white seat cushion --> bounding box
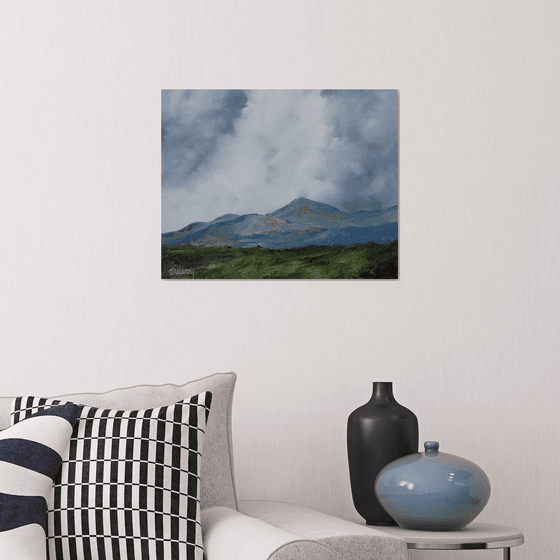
[238,501,408,560]
[202,507,338,560]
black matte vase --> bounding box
[347,382,419,525]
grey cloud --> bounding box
[161,90,248,188]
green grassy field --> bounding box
[162,241,397,279]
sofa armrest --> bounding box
[201,506,338,560]
[238,500,408,560]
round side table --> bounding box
[372,522,524,559]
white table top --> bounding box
[371,522,524,550]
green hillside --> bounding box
[162,241,397,279]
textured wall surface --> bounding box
[1,2,558,559]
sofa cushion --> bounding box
[12,392,212,560]
[202,507,339,560]
[238,501,408,560]
[0,404,80,559]
[0,372,237,511]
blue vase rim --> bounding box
[424,441,439,452]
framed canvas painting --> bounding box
[161,90,398,279]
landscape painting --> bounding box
[161,90,398,279]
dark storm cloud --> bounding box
[162,90,397,232]
[319,89,398,212]
[161,89,248,187]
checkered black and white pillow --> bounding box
[11,392,212,560]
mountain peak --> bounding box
[163,196,398,248]
[268,197,345,218]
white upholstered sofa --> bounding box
[0,372,407,559]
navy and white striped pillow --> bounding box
[12,392,212,560]
[0,404,81,559]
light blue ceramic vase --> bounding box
[374,441,491,531]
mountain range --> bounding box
[162,197,398,249]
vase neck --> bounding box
[370,382,395,403]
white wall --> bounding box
[1,2,558,559]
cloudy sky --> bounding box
[162,90,398,233]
